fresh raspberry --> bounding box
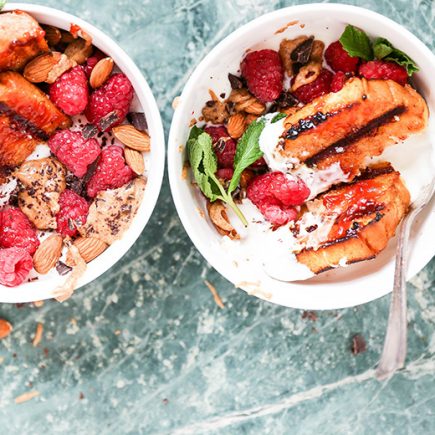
[331,71,347,92]
[49,66,89,116]
[0,247,33,287]
[0,208,39,255]
[56,190,89,237]
[204,126,236,169]
[48,130,101,177]
[216,168,234,180]
[359,60,408,86]
[247,172,310,226]
[83,51,105,77]
[85,73,134,131]
[241,49,283,102]
[293,69,333,104]
[325,41,359,73]
[86,146,134,198]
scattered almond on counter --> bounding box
[204,280,224,309]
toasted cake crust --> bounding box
[295,164,410,274]
[0,72,71,168]
[0,11,49,71]
[282,78,428,178]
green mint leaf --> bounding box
[339,24,373,60]
[373,37,394,59]
[373,37,419,75]
[228,118,266,194]
[271,113,287,123]
[187,130,223,202]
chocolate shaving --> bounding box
[82,123,98,139]
[56,261,72,276]
[269,91,299,112]
[228,73,244,90]
[127,112,148,132]
[291,36,314,65]
[97,111,119,131]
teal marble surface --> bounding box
[0,0,434,433]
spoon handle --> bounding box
[375,210,414,380]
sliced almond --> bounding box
[0,319,12,339]
[65,38,92,64]
[23,52,62,83]
[90,57,114,89]
[124,147,145,175]
[73,237,108,263]
[207,201,239,240]
[33,235,63,274]
[112,125,150,152]
[42,25,62,46]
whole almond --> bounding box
[227,113,246,139]
[0,319,12,339]
[42,25,62,46]
[124,147,145,175]
[73,237,108,263]
[33,235,63,274]
[90,57,114,89]
[112,125,150,152]
[23,52,61,83]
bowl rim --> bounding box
[0,3,165,303]
[168,3,435,310]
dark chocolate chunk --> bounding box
[82,123,98,139]
[98,111,119,131]
[127,112,148,132]
[228,73,244,90]
[291,36,314,65]
[56,261,72,276]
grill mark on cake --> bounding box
[305,105,406,167]
[0,102,48,141]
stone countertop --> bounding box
[1,0,434,433]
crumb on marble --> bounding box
[351,334,367,355]
[204,280,224,309]
[33,300,44,308]
[15,390,40,404]
[302,311,318,322]
[32,323,44,347]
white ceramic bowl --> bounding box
[0,3,165,303]
[168,4,435,310]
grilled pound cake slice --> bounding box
[282,78,427,178]
[0,10,49,71]
[0,72,71,167]
[294,163,410,274]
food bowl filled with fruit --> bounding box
[0,4,165,302]
[169,4,435,309]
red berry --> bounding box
[49,66,89,116]
[325,41,359,73]
[0,247,33,287]
[85,73,134,131]
[86,146,134,198]
[83,51,105,77]
[216,168,234,180]
[247,172,310,226]
[241,49,283,102]
[359,60,408,86]
[0,208,39,255]
[48,130,101,178]
[331,71,347,92]
[204,126,236,169]
[56,190,89,237]
[293,69,333,104]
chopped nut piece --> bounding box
[227,89,265,115]
[227,113,246,139]
[202,100,229,124]
[32,323,43,347]
[207,201,239,240]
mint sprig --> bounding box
[339,24,373,60]
[228,119,266,194]
[373,37,419,75]
[339,25,419,77]
[187,119,267,227]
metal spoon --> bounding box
[376,179,435,381]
